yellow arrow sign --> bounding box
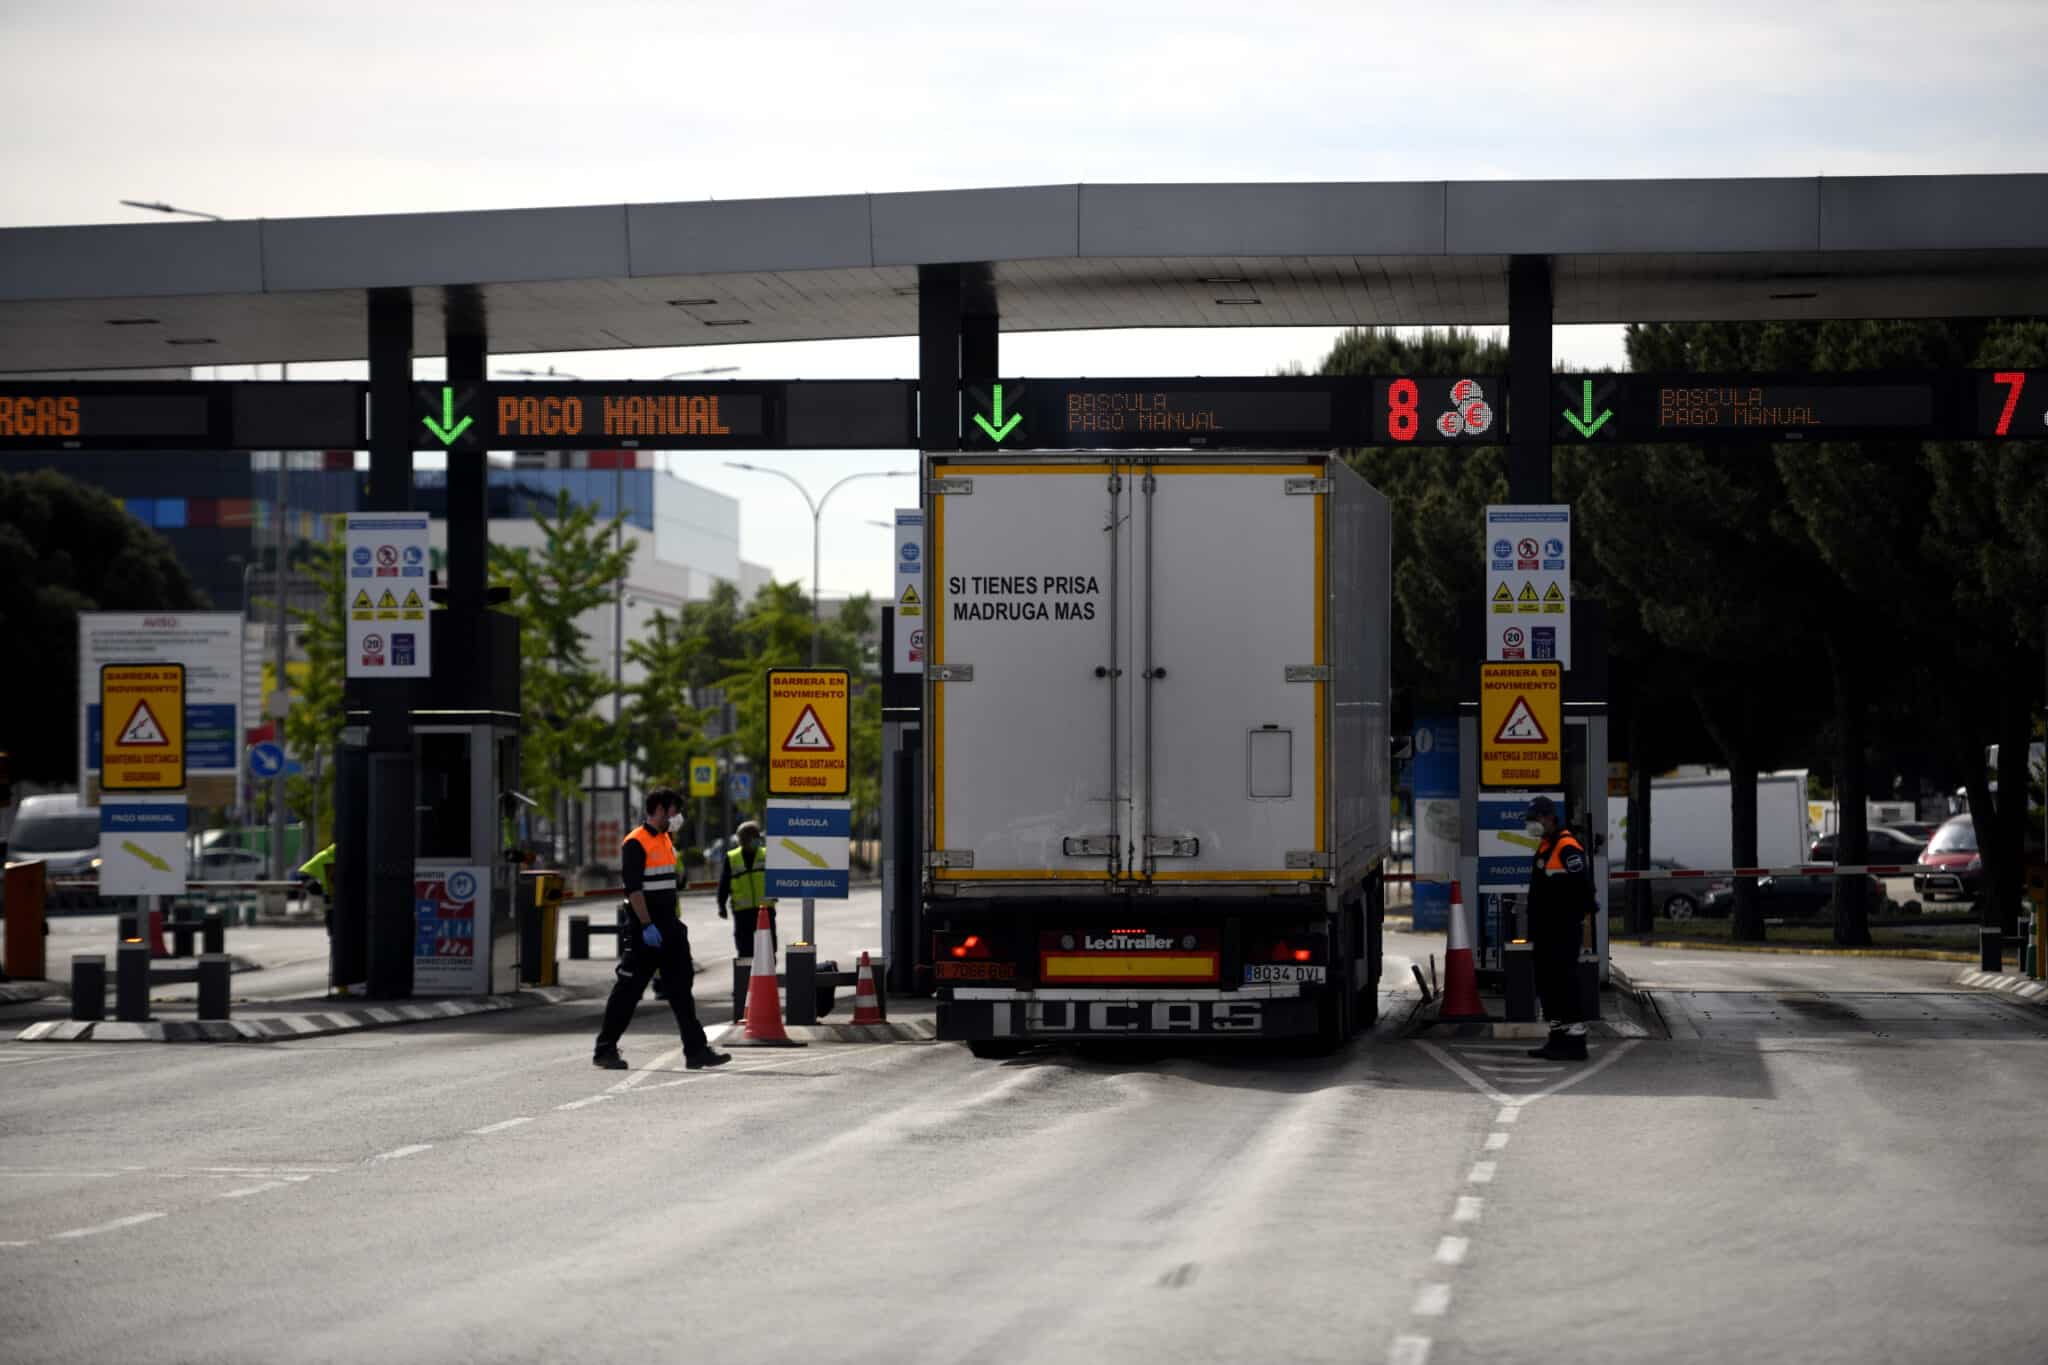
[121,839,172,872]
[777,837,829,869]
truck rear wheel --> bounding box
[967,1039,1026,1060]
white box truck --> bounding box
[1607,771,1811,871]
[922,452,1393,1054]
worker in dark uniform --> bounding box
[593,788,729,1072]
[717,820,775,960]
[1523,796,1597,1061]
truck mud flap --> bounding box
[939,996,1318,1041]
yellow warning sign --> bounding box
[1516,581,1540,615]
[378,589,399,608]
[1480,662,1561,787]
[899,584,922,617]
[767,668,849,796]
[351,588,374,621]
[1491,583,1513,614]
[403,589,425,609]
[1543,582,1566,615]
[100,663,186,792]
[352,589,373,609]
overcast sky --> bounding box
[4,0,2044,597]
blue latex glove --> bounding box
[640,922,663,950]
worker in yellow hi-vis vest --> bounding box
[717,820,777,960]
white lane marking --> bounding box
[1483,1132,1509,1151]
[1467,1161,1496,1184]
[1495,1107,1520,1124]
[0,1170,122,1179]
[53,1211,166,1239]
[221,1181,290,1198]
[1417,1039,1640,1107]
[606,1047,682,1094]
[634,1043,892,1091]
[469,1117,535,1135]
[556,1095,611,1111]
[1434,1235,1469,1267]
[1388,1333,1433,1364]
[1472,1063,1563,1074]
[1411,1282,1452,1317]
[1452,1196,1484,1223]
[371,1144,433,1162]
[0,1240,35,1248]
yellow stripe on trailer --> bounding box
[1041,954,1217,980]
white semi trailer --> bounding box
[920,452,1394,1054]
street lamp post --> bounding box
[721,465,910,949]
[722,465,911,665]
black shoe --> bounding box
[593,1048,628,1070]
[1553,1033,1589,1061]
[1528,1031,1566,1059]
[685,1050,731,1070]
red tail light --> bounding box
[1293,948,1313,962]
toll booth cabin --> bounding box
[334,609,521,996]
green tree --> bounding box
[0,471,205,784]
[490,492,635,852]
[279,518,349,845]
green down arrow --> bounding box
[1561,379,1613,438]
[421,386,475,447]
[972,384,1023,443]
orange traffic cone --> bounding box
[848,951,884,1025]
[1439,880,1488,1021]
[732,920,805,1048]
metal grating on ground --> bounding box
[1650,991,2048,1041]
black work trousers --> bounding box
[1531,910,1586,1028]
[730,904,777,961]
[595,916,710,1056]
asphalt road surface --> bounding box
[4,894,2046,1364]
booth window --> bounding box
[417,732,473,860]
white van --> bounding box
[8,792,102,908]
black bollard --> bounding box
[197,954,231,1020]
[202,909,225,957]
[1503,940,1537,1022]
[172,915,194,959]
[117,910,140,944]
[115,942,150,1022]
[569,914,590,960]
[71,954,106,1022]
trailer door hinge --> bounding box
[1285,478,1332,496]
[1285,665,1330,683]
[928,477,974,496]
[928,663,974,682]
[929,850,975,870]
[1062,836,1115,858]
[1145,835,1200,858]
[1286,850,1333,870]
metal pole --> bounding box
[269,364,289,883]
[811,505,822,667]
[614,458,626,797]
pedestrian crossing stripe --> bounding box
[1492,696,1548,744]
[117,700,170,746]
[402,589,425,609]
[781,705,834,751]
[377,589,400,608]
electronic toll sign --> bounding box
[1979,370,2048,438]
[1550,374,1950,444]
[959,376,1504,450]
[412,381,914,451]
[0,381,363,450]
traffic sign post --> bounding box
[766,668,850,947]
[100,664,186,793]
[247,741,286,780]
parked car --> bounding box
[1608,858,1731,921]
[1883,821,1941,844]
[1702,873,1887,919]
[1808,827,1928,864]
[1913,814,1983,902]
[8,793,101,908]
[190,847,270,882]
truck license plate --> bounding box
[1244,964,1325,984]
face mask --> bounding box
[1525,821,1546,839]
[667,812,684,835]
